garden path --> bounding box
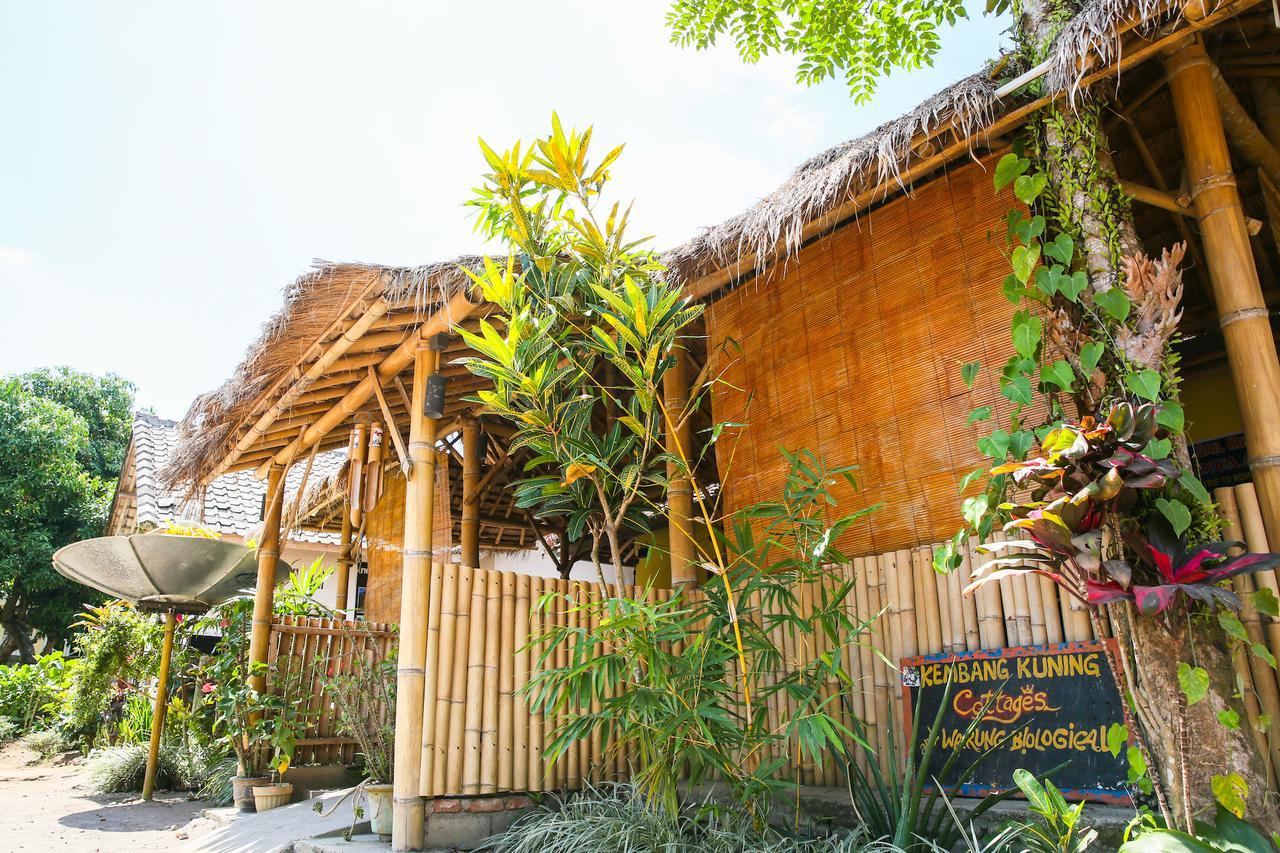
[0,741,207,851]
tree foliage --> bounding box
[0,368,136,659]
[666,0,968,103]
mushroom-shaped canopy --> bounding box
[53,534,291,614]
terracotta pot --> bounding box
[231,776,269,812]
[366,783,393,839]
[251,782,293,812]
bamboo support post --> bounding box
[1166,40,1280,547]
[663,347,696,585]
[248,464,287,697]
[461,418,481,569]
[335,507,354,615]
[142,609,177,802]
[392,346,438,851]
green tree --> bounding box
[461,115,702,589]
[667,0,969,103]
[0,369,136,660]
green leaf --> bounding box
[1011,244,1041,285]
[1212,772,1249,819]
[977,428,1011,460]
[1218,708,1241,730]
[994,153,1030,191]
[1157,498,1192,537]
[1043,233,1074,265]
[1125,369,1162,402]
[1177,662,1209,706]
[1079,340,1104,373]
[966,406,992,425]
[1002,374,1032,406]
[961,361,981,388]
[1009,429,1036,460]
[1253,642,1277,669]
[1106,722,1127,757]
[1013,173,1048,204]
[1095,287,1131,322]
[1219,611,1248,643]
[1253,588,1280,619]
[962,494,989,528]
[1126,745,1146,779]
[1143,437,1171,459]
[959,467,986,492]
[1041,360,1075,392]
[1180,470,1212,507]
[1059,270,1088,302]
[1002,274,1024,303]
[1011,310,1041,358]
[1258,713,1272,732]
[1157,402,1185,433]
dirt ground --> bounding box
[0,741,209,851]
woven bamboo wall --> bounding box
[266,615,395,766]
[705,153,1041,555]
[364,453,452,624]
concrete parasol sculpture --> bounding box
[53,530,290,800]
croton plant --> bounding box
[967,402,1280,617]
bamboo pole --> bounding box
[956,545,981,651]
[431,564,459,795]
[945,557,965,653]
[418,561,444,796]
[1218,487,1280,784]
[1039,575,1065,646]
[1024,565,1048,646]
[912,547,942,654]
[1236,484,1280,668]
[448,566,476,794]
[528,576,545,791]
[392,347,438,851]
[1166,40,1280,547]
[349,421,369,529]
[663,347,696,585]
[248,464,286,697]
[142,610,176,801]
[895,549,918,659]
[513,573,530,791]
[971,537,1006,649]
[479,570,501,793]
[461,418,481,570]
[498,572,516,792]
[865,555,890,774]
[335,506,354,615]
[934,561,954,654]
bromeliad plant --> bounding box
[459,115,703,589]
[966,401,1280,619]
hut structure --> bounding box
[164,0,1280,847]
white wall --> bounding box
[482,548,631,585]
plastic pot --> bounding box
[251,781,293,812]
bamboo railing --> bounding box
[266,615,396,766]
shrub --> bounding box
[0,652,71,733]
[23,727,74,760]
[0,717,19,742]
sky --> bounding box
[0,2,1010,419]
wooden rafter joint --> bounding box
[1121,179,1264,234]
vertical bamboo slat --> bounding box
[480,570,501,793]
[498,571,516,792]
[419,563,444,795]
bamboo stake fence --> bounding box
[273,486,1280,793]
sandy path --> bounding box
[0,741,209,852]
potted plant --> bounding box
[319,625,396,838]
[250,724,300,813]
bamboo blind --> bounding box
[704,153,1046,555]
[364,453,452,624]
[265,614,396,766]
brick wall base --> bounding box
[424,794,535,850]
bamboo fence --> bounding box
[265,615,396,765]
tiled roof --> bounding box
[117,412,343,546]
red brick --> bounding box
[431,798,462,813]
[466,797,505,813]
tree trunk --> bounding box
[1016,0,1275,829]
[1113,609,1278,832]
[0,593,35,664]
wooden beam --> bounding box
[393,346,437,851]
[1166,39,1280,547]
[255,291,483,479]
[460,417,481,568]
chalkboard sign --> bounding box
[900,642,1129,802]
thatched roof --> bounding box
[163,258,483,488]
[660,0,1219,291]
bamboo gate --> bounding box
[265,615,396,766]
